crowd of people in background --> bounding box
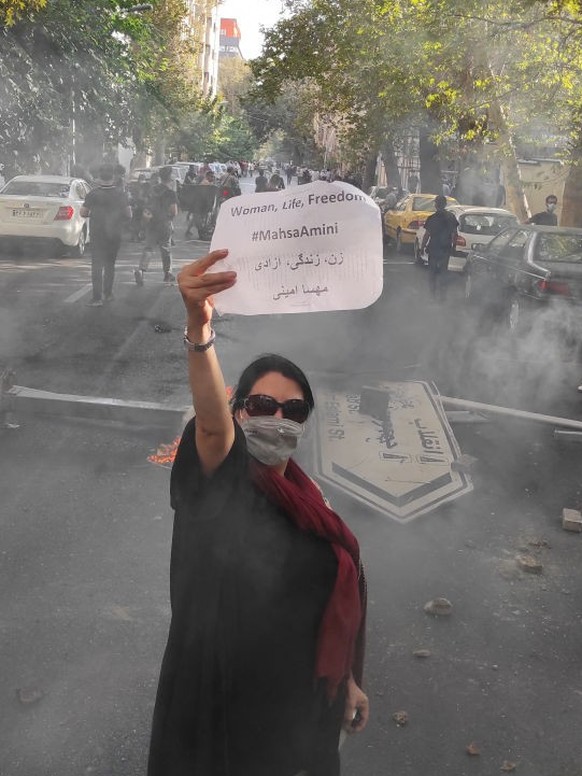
[75,155,374,306]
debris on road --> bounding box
[413,648,432,658]
[516,554,543,574]
[451,453,479,474]
[392,710,409,726]
[16,686,44,705]
[424,597,453,616]
[562,508,582,533]
[466,741,480,756]
[500,761,517,772]
[153,323,172,334]
[526,536,551,549]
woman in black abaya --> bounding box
[148,249,368,776]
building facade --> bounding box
[219,18,243,60]
[184,0,222,98]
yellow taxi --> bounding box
[384,193,458,252]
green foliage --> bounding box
[243,80,322,165]
[250,0,582,175]
[0,0,46,27]
[170,108,257,162]
[0,0,144,174]
[0,0,259,176]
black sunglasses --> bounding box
[242,394,310,424]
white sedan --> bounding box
[414,205,519,272]
[0,175,92,256]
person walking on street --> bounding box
[528,194,559,226]
[135,166,178,286]
[184,164,198,186]
[147,249,368,776]
[420,194,459,301]
[80,163,131,306]
[219,166,241,199]
[255,168,268,193]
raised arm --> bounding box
[178,249,238,476]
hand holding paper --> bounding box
[209,181,383,315]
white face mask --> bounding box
[547,202,557,212]
[240,416,305,466]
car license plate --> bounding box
[12,208,42,219]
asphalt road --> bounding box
[1,202,582,776]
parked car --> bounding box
[130,165,185,190]
[415,206,519,271]
[0,175,91,256]
[384,193,458,253]
[465,225,582,332]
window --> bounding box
[460,212,518,236]
[412,196,437,211]
[535,233,582,263]
[504,229,529,260]
[485,229,516,255]
[1,180,71,198]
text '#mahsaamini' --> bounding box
[251,223,339,242]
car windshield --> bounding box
[1,180,71,197]
[412,196,437,211]
[460,213,518,235]
[534,233,582,263]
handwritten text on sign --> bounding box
[209,181,383,315]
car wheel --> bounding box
[395,230,402,254]
[71,228,86,258]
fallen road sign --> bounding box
[315,382,473,523]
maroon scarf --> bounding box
[250,457,366,700]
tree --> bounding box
[249,0,582,218]
[243,80,324,166]
[218,58,253,118]
[0,0,225,176]
[0,0,46,27]
[0,0,153,175]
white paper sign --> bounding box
[209,181,383,315]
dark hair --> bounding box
[159,165,173,182]
[434,194,447,209]
[545,194,557,204]
[98,164,115,182]
[231,354,315,415]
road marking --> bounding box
[64,283,92,303]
